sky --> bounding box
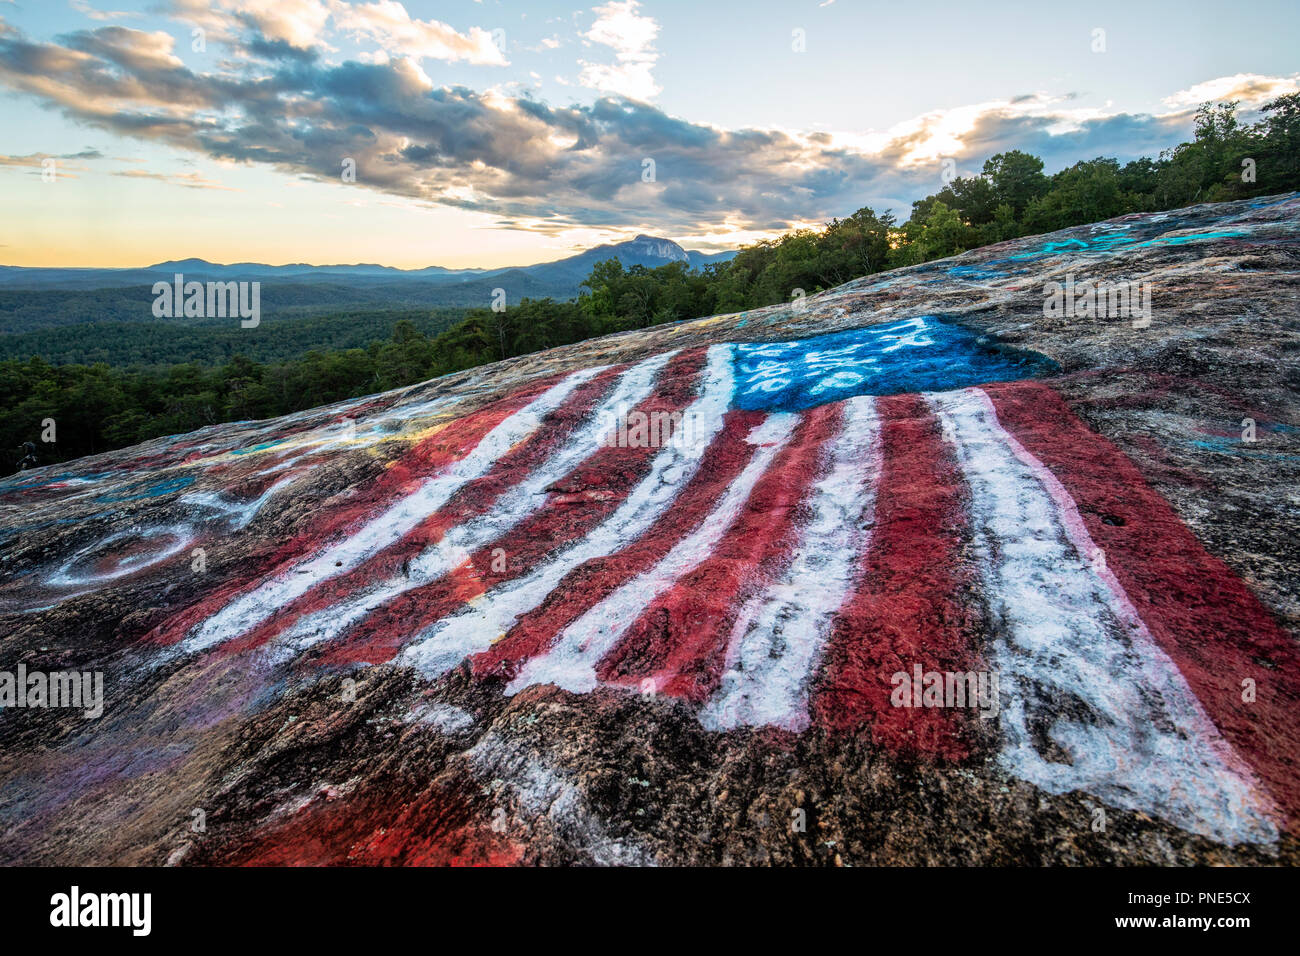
[0,0,1297,269]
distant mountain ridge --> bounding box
[0,235,737,292]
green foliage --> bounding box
[0,308,467,366]
[1256,94,1300,193]
[981,150,1051,217]
[1022,158,1126,233]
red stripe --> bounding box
[311,349,711,668]
[218,364,626,656]
[143,373,567,649]
[983,380,1300,827]
[468,408,771,682]
[809,392,987,760]
[224,780,521,866]
[595,404,843,701]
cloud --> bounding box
[1162,72,1300,110]
[577,1,660,101]
[0,150,95,166]
[166,0,503,64]
[0,16,1283,239]
[329,0,507,66]
[0,150,98,178]
[70,0,140,21]
[112,167,237,189]
[167,0,333,51]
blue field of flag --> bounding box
[730,316,1057,412]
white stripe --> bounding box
[398,344,737,679]
[177,367,604,655]
[271,351,677,656]
[929,386,1277,845]
[507,411,799,696]
[701,396,882,732]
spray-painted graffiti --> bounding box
[53,329,1278,847]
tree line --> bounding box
[4,95,1298,472]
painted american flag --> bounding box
[118,315,1299,848]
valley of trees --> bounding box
[4,96,1298,473]
[0,308,468,367]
